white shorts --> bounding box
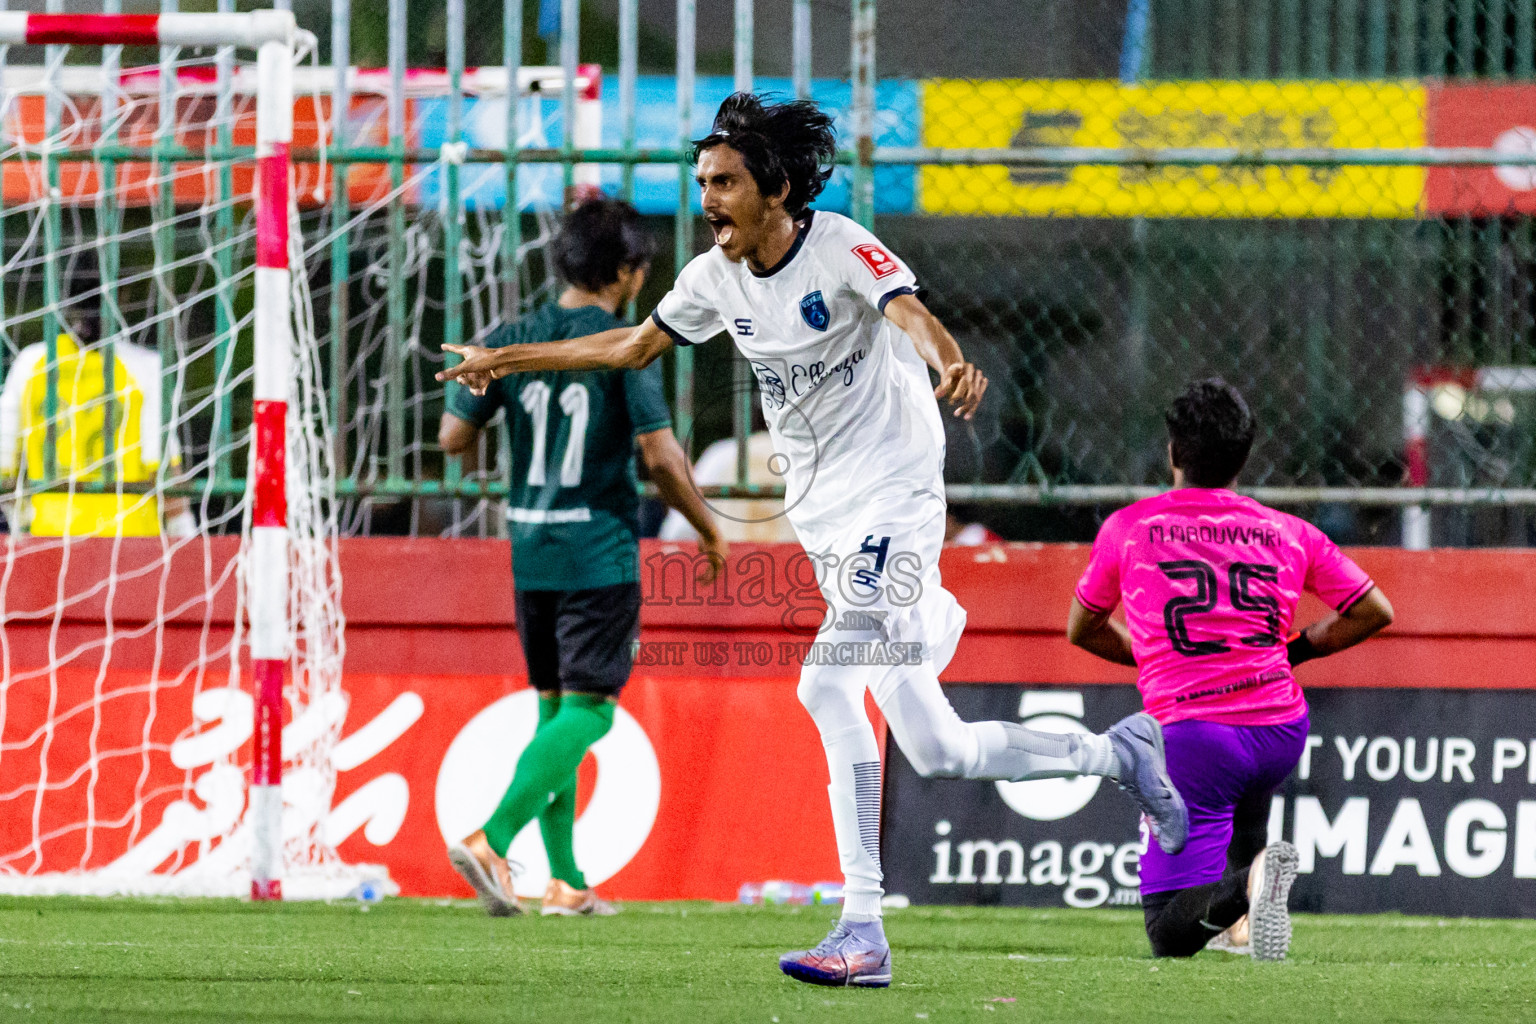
[790,487,966,675]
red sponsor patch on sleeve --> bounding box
[852,243,899,280]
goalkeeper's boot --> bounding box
[447,830,523,917]
[1249,842,1298,962]
[779,919,892,988]
[1106,712,1188,855]
[541,878,618,917]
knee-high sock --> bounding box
[483,693,614,858]
[872,662,1118,781]
[532,693,587,889]
[798,663,885,922]
[540,781,584,889]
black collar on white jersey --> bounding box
[749,210,815,279]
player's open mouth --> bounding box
[707,216,734,246]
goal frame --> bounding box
[0,10,297,900]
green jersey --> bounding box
[446,303,672,591]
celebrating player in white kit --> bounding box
[438,93,1187,987]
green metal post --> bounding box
[1219,0,1241,77]
[155,0,177,497]
[1158,0,1184,76]
[620,0,638,325]
[1307,0,1330,76]
[1517,0,1534,78]
[1397,0,1418,74]
[1188,0,1212,78]
[1247,0,1272,77]
[386,0,406,484]
[560,0,579,200]
[41,34,60,485]
[1299,0,1326,480]
[793,0,812,99]
[1278,0,1302,76]
[1455,0,1476,76]
[1337,0,1359,75]
[619,0,638,202]
[444,0,466,498]
[331,0,352,479]
[733,0,753,490]
[501,0,524,525]
[95,0,120,489]
[212,0,236,487]
[674,0,695,454]
[1490,0,1509,79]
[1365,0,1387,76]
[850,0,875,229]
[1486,220,1507,362]
[1426,0,1447,75]
[503,0,523,318]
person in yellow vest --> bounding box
[0,308,192,537]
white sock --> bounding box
[875,664,1122,782]
[798,664,885,922]
[1075,732,1119,777]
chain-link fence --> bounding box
[884,1,1536,546]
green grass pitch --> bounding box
[1,897,1532,1023]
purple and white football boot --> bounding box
[779,919,892,988]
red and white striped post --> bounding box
[0,10,293,48]
[249,29,295,902]
[0,10,296,900]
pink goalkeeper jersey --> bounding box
[1074,488,1374,726]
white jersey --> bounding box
[653,211,945,536]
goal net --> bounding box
[0,11,357,899]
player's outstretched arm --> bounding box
[636,428,729,584]
[437,319,673,396]
[882,293,988,421]
[1066,597,1138,667]
[1287,586,1394,667]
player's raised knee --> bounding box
[901,735,970,779]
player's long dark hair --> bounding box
[1165,378,1255,487]
[691,93,837,216]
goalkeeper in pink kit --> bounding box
[1067,379,1394,961]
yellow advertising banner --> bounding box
[920,80,1426,218]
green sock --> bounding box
[536,690,586,889]
[536,690,561,729]
[482,693,614,858]
[540,781,586,890]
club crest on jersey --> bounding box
[750,360,787,409]
[852,243,898,280]
[799,291,830,332]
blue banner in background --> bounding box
[414,76,920,215]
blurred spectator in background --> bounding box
[658,430,799,543]
[945,509,1002,545]
[0,303,192,537]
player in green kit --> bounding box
[439,199,726,916]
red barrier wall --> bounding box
[4,538,1534,899]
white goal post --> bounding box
[0,10,298,901]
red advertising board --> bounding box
[1425,83,1536,215]
[2,538,1534,901]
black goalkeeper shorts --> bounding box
[514,582,641,697]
